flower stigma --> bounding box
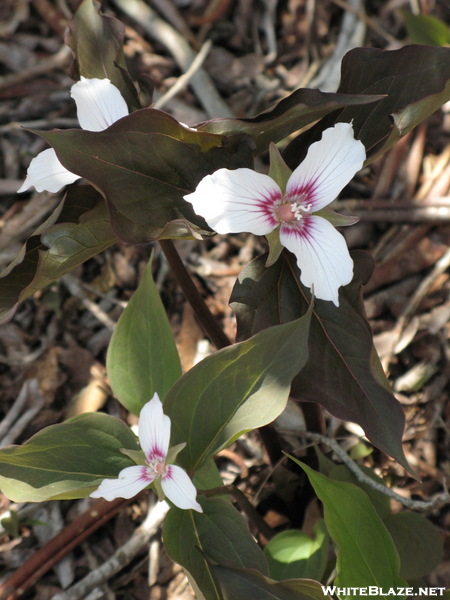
[277,192,312,223]
[150,457,166,476]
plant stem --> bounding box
[159,239,231,350]
[200,485,275,540]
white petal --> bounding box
[184,168,280,235]
[286,122,365,212]
[89,465,153,501]
[280,216,353,306]
[161,465,203,512]
[71,77,129,132]
[138,393,171,461]
[17,148,80,193]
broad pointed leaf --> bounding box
[328,465,391,520]
[0,186,117,324]
[107,255,182,415]
[163,497,268,600]
[197,89,381,156]
[291,459,407,596]
[66,0,139,111]
[383,512,443,580]
[163,311,311,472]
[400,11,450,47]
[0,413,138,502]
[230,251,410,473]
[210,563,328,600]
[283,45,450,167]
[35,110,254,243]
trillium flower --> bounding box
[18,77,129,194]
[185,122,366,306]
[90,393,202,513]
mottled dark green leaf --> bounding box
[36,110,254,243]
[107,255,182,415]
[197,88,381,156]
[163,497,268,600]
[230,251,410,473]
[66,0,140,111]
[163,312,311,472]
[292,460,406,593]
[0,413,137,502]
[283,45,450,168]
[0,186,117,324]
[383,512,443,580]
[211,563,327,600]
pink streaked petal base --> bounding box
[185,168,280,236]
[280,215,353,306]
[161,465,203,512]
[90,465,155,501]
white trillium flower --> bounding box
[90,393,203,513]
[185,122,366,306]
[18,77,129,194]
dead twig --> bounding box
[61,274,117,332]
[154,39,212,110]
[296,432,450,512]
[111,0,233,118]
[0,379,34,442]
[330,0,398,44]
[51,500,170,600]
[335,197,450,222]
[0,46,71,92]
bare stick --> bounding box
[0,46,71,91]
[296,431,450,512]
[62,274,116,331]
[111,0,233,118]
[154,39,212,110]
[51,501,170,600]
[0,380,34,441]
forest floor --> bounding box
[1,0,450,598]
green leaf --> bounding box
[291,459,407,595]
[0,186,117,325]
[193,460,231,502]
[66,0,139,111]
[210,563,328,600]
[264,521,329,582]
[107,255,182,415]
[328,465,391,520]
[35,110,254,244]
[0,413,138,502]
[283,45,450,168]
[163,497,268,600]
[383,512,443,580]
[400,11,450,47]
[230,251,410,473]
[198,88,381,157]
[163,311,312,472]
[314,446,335,477]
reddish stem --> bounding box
[159,239,231,350]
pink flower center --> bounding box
[277,193,312,223]
[147,456,167,477]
